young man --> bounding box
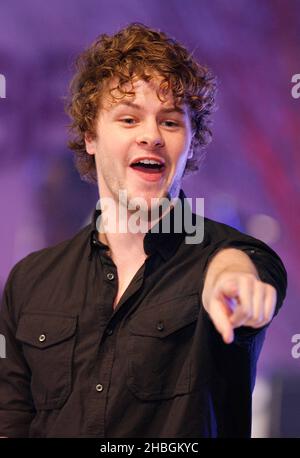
[0,23,287,438]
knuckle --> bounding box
[264,311,273,323]
[264,283,276,296]
[241,308,252,320]
[255,280,265,291]
[252,312,263,323]
[260,319,269,327]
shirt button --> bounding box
[38,334,46,342]
[96,384,103,392]
[106,328,113,336]
[107,272,115,280]
[157,321,164,331]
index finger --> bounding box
[208,297,234,344]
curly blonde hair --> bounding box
[66,23,217,184]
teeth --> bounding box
[135,159,162,165]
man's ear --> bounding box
[187,134,195,159]
[84,132,96,156]
[187,147,193,160]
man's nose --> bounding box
[136,122,165,149]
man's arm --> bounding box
[0,265,35,437]
[202,248,278,344]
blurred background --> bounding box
[0,0,299,437]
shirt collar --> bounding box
[89,189,196,262]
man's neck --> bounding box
[97,196,175,262]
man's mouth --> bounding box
[129,158,166,181]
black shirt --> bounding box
[0,190,287,438]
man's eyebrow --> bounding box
[111,100,186,115]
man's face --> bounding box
[85,75,193,211]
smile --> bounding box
[129,162,166,182]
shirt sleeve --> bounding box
[0,264,36,437]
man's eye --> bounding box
[120,118,136,124]
[162,120,179,128]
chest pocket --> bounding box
[127,294,199,401]
[16,312,77,410]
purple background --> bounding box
[0,0,299,411]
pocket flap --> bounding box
[16,312,77,349]
[129,294,199,338]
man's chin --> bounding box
[129,195,174,224]
[132,192,171,208]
